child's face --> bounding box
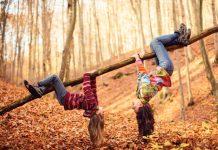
[96,106,104,116]
[132,99,143,113]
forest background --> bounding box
[0,0,217,84]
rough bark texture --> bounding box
[0,25,218,115]
[59,0,77,81]
[212,0,218,64]
[42,0,53,77]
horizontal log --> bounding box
[1,25,218,115]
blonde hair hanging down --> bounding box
[88,113,104,146]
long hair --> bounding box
[136,103,154,139]
[88,113,104,146]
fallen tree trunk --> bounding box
[1,25,218,115]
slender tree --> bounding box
[156,0,162,35]
[180,0,193,106]
[0,0,11,78]
[174,0,185,121]
[130,0,145,48]
[88,4,93,69]
[186,0,194,60]
[59,0,77,81]
[146,0,153,39]
[212,0,218,64]
[65,0,73,80]
[199,0,218,123]
[92,0,103,66]
[28,1,34,82]
[34,0,39,80]
[42,0,54,77]
[78,0,86,71]
[107,0,114,58]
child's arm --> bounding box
[91,78,98,100]
[83,73,98,109]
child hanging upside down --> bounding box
[24,73,104,146]
[132,23,191,140]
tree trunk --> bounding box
[175,49,185,121]
[190,0,199,35]
[198,1,216,93]
[212,0,218,64]
[28,1,33,82]
[138,0,146,46]
[0,0,11,78]
[1,26,218,115]
[180,0,193,107]
[199,0,218,123]
[78,0,86,71]
[42,0,53,77]
[114,1,123,57]
[156,0,162,35]
[107,0,114,59]
[88,5,92,69]
[59,0,77,81]
[174,0,185,121]
[185,0,194,60]
[185,47,194,106]
[65,0,73,81]
[34,0,39,80]
[130,0,145,49]
[146,0,153,40]
[93,0,103,66]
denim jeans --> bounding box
[150,33,179,76]
[38,74,67,105]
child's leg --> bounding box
[153,33,179,46]
[150,34,177,75]
[38,74,67,105]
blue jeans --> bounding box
[150,33,179,76]
[38,74,67,105]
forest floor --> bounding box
[1,35,218,149]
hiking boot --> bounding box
[175,23,187,36]
[178,28,191,46]
[24,80,43,98]
[185,28,191,40]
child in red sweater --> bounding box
[24,73,104,146]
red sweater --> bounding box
[63,73,98,115]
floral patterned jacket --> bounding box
[136,59,171,104]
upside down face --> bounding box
[132,98,143,113]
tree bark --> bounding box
[130,0,145,48]
[175,46,185,121]
[156,0,162,35]
[59,0,77,81]
[198,1,216,93]
[107,0,114,59]
[146,0,153,40]
[78,0,86,71]
[199,0,218,123]
[1,26,218,115]
[93,0,103,66]
[185,0,194,60]
[0,0,11,78]
[28,1,34,82]
[65,0,73,81]
[180,0,193,107]
[42,0,54,77]
[212,0,218,64]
